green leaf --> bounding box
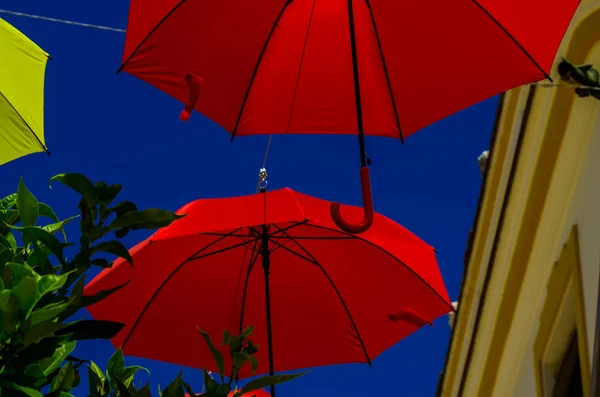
[131,383,152,397]
[241,326,254,339]
[50,361,75,392]
[182,381,196,397]
[0,233,16,250]
[37,273,70,298]
[24,321,63,346]
[27,244,53,274]
[120,365,150,387]
[49,173,95,199]
[39,340,76,376]
[90,258,111,268]
[38,202,60,221]
[90,225,110,241]
[107,347,126,380]
[114,228,130,239]
[2,208,20,226]
[246,339,258,356]
[109,209,185,230]
[87,362,106,397]
[0,193,17,209]
[12,275,38,314]
[31,301,71,325]
[0,291,20,332]
[0,380,43,397]
[89,361,106,383]
[43,216,78,237]
[17,177,39,227]
[232,352,248,369]
[115,380,133,397]
[239,373,308,396]
[203,369,218,393]
[11,225,65,264]
[161,371,184,397]
[94,183,122,206]
[0,247,13,267]
[91,241,133,266]
[198,328,225,380]
[72,274,85,299]
[112,201,137,217]
[24,363,46,382]
[57,320,125,341]
[59,282,129,321]
[7,261,36,283]
[247,355,259,375]
[216,384,231,396]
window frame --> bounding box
[533,225,590,397]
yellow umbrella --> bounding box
[0,17,50,165]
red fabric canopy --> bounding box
[85,188,452,377]
[120,0,578,138]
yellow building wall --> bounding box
[440,1,600,396]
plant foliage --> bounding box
[0,174,183,396]
[100,327,306,397]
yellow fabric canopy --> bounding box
[0,17,50,165]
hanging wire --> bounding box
[3,9,600,96]
[0,9,126,32]
[255,135,273,193]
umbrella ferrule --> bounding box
[258,167,268,192]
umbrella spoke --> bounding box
[189,237,259,262]
[122,229,257,349]
[267,238,316,265]
[273,225,372,365]
[231,232,262,334]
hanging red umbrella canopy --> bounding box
[118,0,578,233]
[85,188,452,391]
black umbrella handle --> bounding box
[330,167,374,234]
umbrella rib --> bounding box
[231,0,295,139]
[230,231,261,333]
[0,90,50,155]
[188,237,260,262]
[116,0,189,74]
[263,220,311,252]
[237,234,262,334]
[304,223,456,312]
[121,228,254,350]
[200,232,256,238]
[272,225,373,365]
[268,238,315,265]
[285,0,317,133]
[471,0,552,82]
[364,0,404,143]
[271,235,356,240]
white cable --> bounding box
[0,9,125,32]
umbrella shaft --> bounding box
[347,0,367,168]
[261,227,276,397]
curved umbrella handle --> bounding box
[179,73,202,121]
[330,166,374,234]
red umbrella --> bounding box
[85,188,452,394]
[117,0,578,233]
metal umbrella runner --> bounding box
[84,185,453,396]
[116,0,579,233]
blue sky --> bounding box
[0,2,497,395]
